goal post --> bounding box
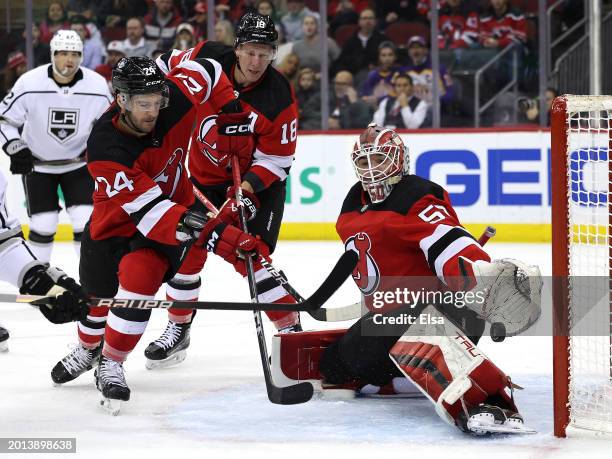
[551,94,612,438]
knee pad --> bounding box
[66,205,92,233]
[29,211,59,237]
[117,249,169,296]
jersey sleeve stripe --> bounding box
[251,148,294,181]
[135,200,177,238]
[432,236,479,282]
[121,185,163,215]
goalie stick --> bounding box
[309,226,498,322]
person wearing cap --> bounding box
[172,22,196,51]
[189,1,208,41]
[122,16,156,58]
[94,41,126,86]
[1,52,28,99]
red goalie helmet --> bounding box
[351,124,410,203]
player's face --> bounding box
[236,43,275,84]
[122,93,164,133]
[53,51,81,77]
[356,152,395,181]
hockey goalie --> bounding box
[272,124,542,435]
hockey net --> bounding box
[552,95,612,437]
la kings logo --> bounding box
[345,232,380,296]
[48,108,79,143]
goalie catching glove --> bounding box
[21,264,89,324]
[458,257,542,336]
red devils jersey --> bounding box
[336,175,490,298]
[438,3,479,49]
[157,41,298,192]
[479,6,527,48]
[87,58,236,244]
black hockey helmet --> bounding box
[112,56,168,96]
[234,12,278,48]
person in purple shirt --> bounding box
[360,41,402,108]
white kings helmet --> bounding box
[50,30,83,75]
[351,123,410,203]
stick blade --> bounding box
[268,381,314,405]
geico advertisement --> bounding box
[0,131,552,225]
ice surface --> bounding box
[1,242,610,458]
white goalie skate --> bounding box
[464,404,537,435]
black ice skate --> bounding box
[460,403,536,435]
[0,325,9,352]
[95,356,130,416]
[144,321,191,370]
[51,343,102,384]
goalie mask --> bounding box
[50,30,83,78]
[352,124,410,203]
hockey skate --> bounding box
[0,325,9,352]
[95,356,130,416]
[460,404,536,435]
[51,343,102,384]
[144,321,191,370]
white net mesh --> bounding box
[565,95,612,434]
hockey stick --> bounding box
[230,155,314,405]
[0,251,356,311]
[310,226,498,322]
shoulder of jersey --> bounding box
[80,67,111,89]
[341,175,446,216]
[193,41,235,66]
[241,66,295,121]
[15,64,52,88]
[87,107,138,167]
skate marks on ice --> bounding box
[164,375,554,445]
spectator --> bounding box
[215,0,258,23]
[332,9,389,86]
[522,87,558,126]
[144,0,184,50]
[295,67,318,110]
[214,20,236,47]
[291,15,340,75]
[172,23,197,50]
[39,2,70,43]
[257,0,282,24]
[479,0,527,49]
[328,0,360,35]
[71,15,104,69]
[94,41,126,87]
[1,51,28,99]
[301,70,372,130]
[123,17,156,57]
[274,25,294,65]
[66,0,111,28]
[438,0,480,49]
[401,36,455,106]
[105,0,149,28]
[188,1,208,41]
[276,53,300,86]
[372,73,428,129]
[360,41,401,107]
[375,0,419,29]
[18,23,51,67]
[281,0,320,42]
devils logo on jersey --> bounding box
[345,232,380,296]
[152,147,184,198]
[196,115,219,165]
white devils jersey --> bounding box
[0,64,112,174]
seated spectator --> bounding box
[360,41,402,107]
[71,15,104,69]
[39,2,69,43]
[66,0,110,28]
[292,15,340,75]
[332,8,389,87]
[375,0,419,29]
[18,23,51,67]
[94,40,126,87]
[522,87,558,126]
[276,53,300,86]
[214,19,235,47]
[257,0,282,24]
[328,0,364,35]
[400,36,455,106]
[105,0,149,28]
[281,0,320,42]
[295,67,319,109]
[372,73,428,129]
[173,23,197,50]
[301,70,372,130]
[479,0,527,49]
[144,0,183,50]
[1,51,28,99]
[438,0,480,49]
[188,1,208,41]
[123,17,156,57]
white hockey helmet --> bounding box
[50,30,83,74]
[351,123,410,203]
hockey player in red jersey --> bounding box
[144,12,302,369]
[274,124,541,434]
[50,56,266,414]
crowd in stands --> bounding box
[2,0,585,128]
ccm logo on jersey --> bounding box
[48,108,79,143]
[345,232,380,296]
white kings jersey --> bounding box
[0,64,112,174]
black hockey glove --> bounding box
[4,140,34,175]
[22,264,89,324]
[176,209,209,242]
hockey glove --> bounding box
[21,264,89,324]
[216,186,260,225]
[198,220,268,266]
[4,140,34,175]
[216,110,253,172]
[176,209,209,242]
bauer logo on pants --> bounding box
[48,108,79,143]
